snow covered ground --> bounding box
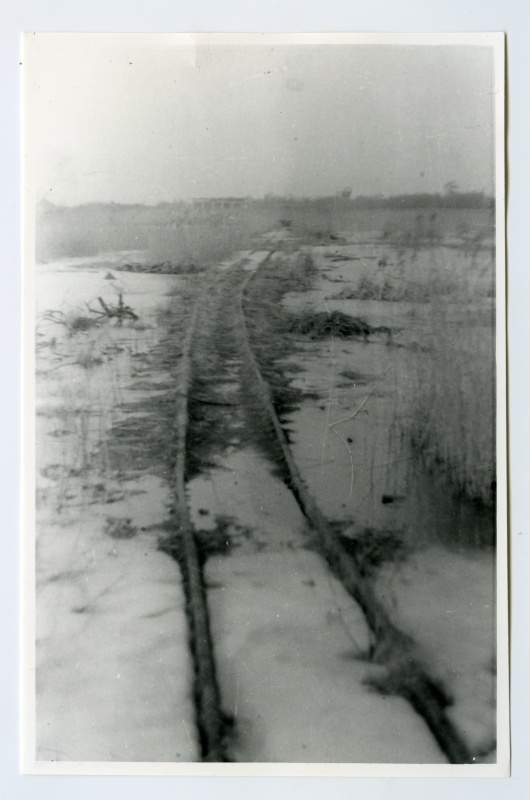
[374,548,496,757]
[207,549,446,763]
[34,257,200,762]
[189,448,446,763]
[31,243,497,766]
[36,501,198,762]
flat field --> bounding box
[32,206,498,765]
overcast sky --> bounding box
[25,35,497,205]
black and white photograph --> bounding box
[23,32,507,775]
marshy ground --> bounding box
[33,219,497,765]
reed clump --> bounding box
[395,240,496,507]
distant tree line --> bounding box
[348,191,494,210]
[38,188,494,216]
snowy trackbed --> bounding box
[160,248,473,764]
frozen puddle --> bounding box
[206,550,446,763]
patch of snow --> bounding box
[36,517,199,762]
[35,267,200,763]
[375,546,496,755]
[187,448,307,551]
[206,550,446,763]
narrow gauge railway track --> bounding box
[162,248,473,764]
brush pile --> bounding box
[286,310,373,340]
[116,261,206,275]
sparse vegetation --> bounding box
[334,274,432,303]
[408,288,495,506]
[381,231,496,507]
[338,528,409,576]
[104,517,138,539]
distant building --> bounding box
[192,197,249,213]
